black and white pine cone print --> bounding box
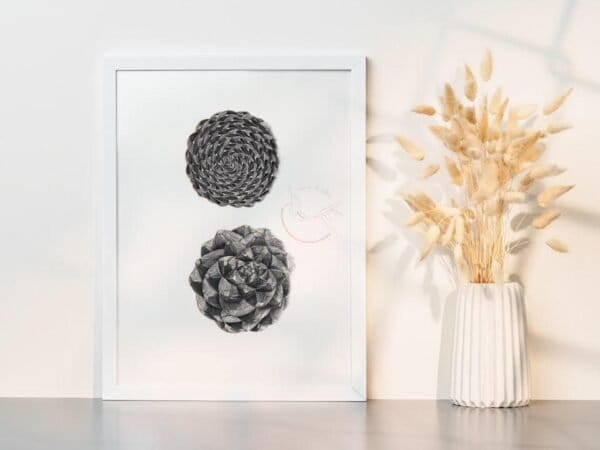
[189,225,291,333]
[185,111,279,207]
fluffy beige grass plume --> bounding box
[397,50,573,283]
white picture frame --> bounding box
[98,55,366,400]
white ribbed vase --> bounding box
[450,283,530,408]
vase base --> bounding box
[451,398,530,408]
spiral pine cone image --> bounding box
[189,225,292,333]
[185,111,279,207]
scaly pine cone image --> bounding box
[189,225,291,333]
[185,111,279,207]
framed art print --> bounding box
[99,56,366,400]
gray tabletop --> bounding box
[0,399,598,449]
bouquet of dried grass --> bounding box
[399,50,573,283]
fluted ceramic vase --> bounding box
[450,283,530,408]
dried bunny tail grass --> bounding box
[504,191,526,203]
[439,206,460,217]
[546,238,568,253]
[420,225,441,260]
[529,164,565,179]
[454,215,465,243]
[429,125,460,152]
[440,217,456,245]
[537,185,574,207]
[484,196,504,216]
[492,260,505,283]
[480,49,493,81]
[513,131,541,153]
[439,96,450,121]
[444,131,462,152]
[420,164,440,179]
[519,142,545,166]
[543,87,573,115]
[520,164,565,189]
[532,209,561,229]
[453,245,470,282]
[464,64,477,101]
[463,130,482,150]
[510,125,527,139]
[511,104,537,120]
[402,191,437,213]
[399,51,572,281]
[430,128,460,153]
[474,160,499,200]
[445,156,464,186]
[461,207,476,221]
[489,88,503,114]
[428,124,448,142]
[395,135,425,161]
[547,122,572,134]
[497,98,509,120]
[506,108,519,136]
[462,163,478,198]
[478,97,489,141]
[488,115,502,141]
[412,105,436,115]
[498,159,513,184]
[443,83,458,117]
[406,212,426,226]
[508,132,541,166]
[450,115,464,134]
[494,139,507,154]
[465,146,482,159]
[464,106,477,124]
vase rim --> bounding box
[463,282,521,287]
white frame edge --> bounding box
[99,55,366,401]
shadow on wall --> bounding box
[528,331,600,375]
[435,291,456,399]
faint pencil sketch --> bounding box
[280,186,341,243]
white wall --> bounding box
[1,0,599,399]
